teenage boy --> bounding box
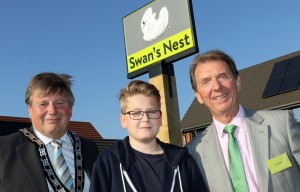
[90,80,206,192]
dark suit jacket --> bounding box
[187,108,300,192]
[0,129,99,192]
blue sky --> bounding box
[1,1,300,139]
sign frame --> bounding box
[122,0,198,79]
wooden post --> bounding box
[149,63,182,146]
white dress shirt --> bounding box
[34,129,91,192]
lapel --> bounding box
[201,124,233,191]
[81,139,94,179]
[244,108,269,192]
[16,140,49,192]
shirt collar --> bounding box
[33,128,71,146]
[213,105,245,131]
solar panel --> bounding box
[270,59,289,77]
[262,77,284,98]
[279,71,300,93]
[287,55,300,73]
[262,54,300,98]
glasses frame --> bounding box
[124,110,162,120]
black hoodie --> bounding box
[90,136,206,192]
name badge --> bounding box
[266,153,292,175]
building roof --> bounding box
[0,115,118,152]
[91,138,118,152]
[0,115,102,138]
[181,50,300,131]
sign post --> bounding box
[149,63,181,145]
[122,0,198,145]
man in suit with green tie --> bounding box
[187,50,300,192]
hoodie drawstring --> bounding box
[120,164,127,192]
[120,163,183,192]
[170,165,183,192]
[177,166,183,192]
[120,163,138,192]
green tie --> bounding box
[223,124,248,192]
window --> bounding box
[292,108,300,122]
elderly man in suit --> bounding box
[187,50,300,192]
[0,72,99,192]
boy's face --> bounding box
[120,94,162,144]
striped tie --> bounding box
[51,140,75,192]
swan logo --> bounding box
[141,6,169,42]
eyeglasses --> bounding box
[124,110,162,120]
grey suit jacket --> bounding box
[187,108,300,192]
[0,129,99,192]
